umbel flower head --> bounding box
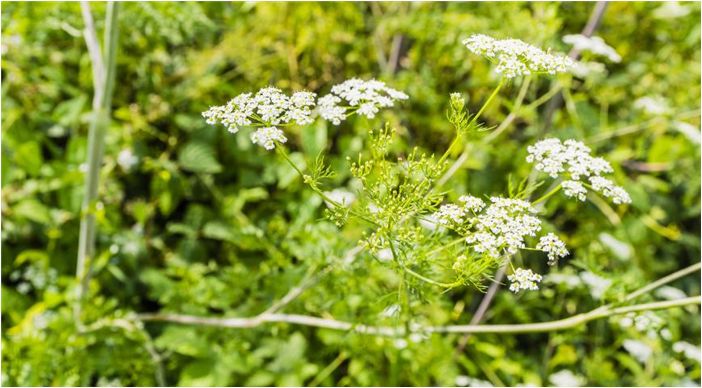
[202,87,316,150]
[527,138,632,204]
[508,267,543,292]
[318,78,409,124]
[434,196,569,267]
[463,34,574,78]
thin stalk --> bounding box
[425,237,465,257]
[75,2,120,323]
[309,352,348,387]
[483,76,531,143]
[138,296,700,336]
[468,79,505,130]
[524,83,562,111]
[436,79,504,186]
[137,257,701,336]
[432,296,700,334]
[623,262,702,303]
[532,182,562,205]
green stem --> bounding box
[138,296,701,335]
[402,266,459,288]
[468,78,505,130]
[524,83,563,110]
[623,262,702,303]
[426,237,465,257]
[532,182,562,205]
[432,296,701,334]
[75,2,120,324]
[483,76,531,144]
[435,79,504,187]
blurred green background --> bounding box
[1,2,700,386]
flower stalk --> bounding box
[75,1,120,324]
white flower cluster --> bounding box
[536,233,569,265]
[508,267,543,292]
[434,195,571,292]
[204,80,409,150]
[463,34,574,78]
[202,87,316,150]
[589,176,632,205]
[435,196,569,272]
[250,127,287,150]
[435,195,486,225]
[527,138,631,204]
[318,78,408,124]
[435,204,467,225]
[562,34,621,63]
[466,197,541,257]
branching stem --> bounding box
[276,146,379,226]
[138,262,701,336]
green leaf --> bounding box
[178,141,222,174]
[155,326,212,358]
[14,142,43,176]
[13,199,52,224]
[202,221,235,242]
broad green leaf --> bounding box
[178,141,222,174]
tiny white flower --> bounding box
[561,180,587,201]
[318,94,346,125]
[589,176,631,204]
[203,87,317,149]
[536,233,569,265]
[459,195,486,213]
[507,267,542,293]
[435,203,466,225]
[250,126,287,150]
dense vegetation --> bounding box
[2,2,700,386]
